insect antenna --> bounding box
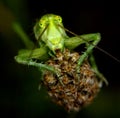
[28,24,49,58]
[58,24,120,63]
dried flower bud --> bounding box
[43,49,102,112]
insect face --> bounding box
[34,14,68,53]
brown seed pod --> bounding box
[43,49,102,112]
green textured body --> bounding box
[14,14,108,85]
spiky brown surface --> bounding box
[43,49,102,112]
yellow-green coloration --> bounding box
[14,13,109,112]
[34,14,68,53]
[14,14,108,85]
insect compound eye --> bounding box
[39,19,46,28]
[55,15,62,23]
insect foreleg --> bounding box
[77,33,101,72]
[15,55,58,74]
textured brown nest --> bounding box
[43,49,102,112]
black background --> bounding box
[0,0,120,118]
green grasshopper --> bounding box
[14,14,108,85]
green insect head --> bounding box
[33,14,68,53]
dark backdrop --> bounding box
[0,0,120,118]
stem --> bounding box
[12,21,34,49]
